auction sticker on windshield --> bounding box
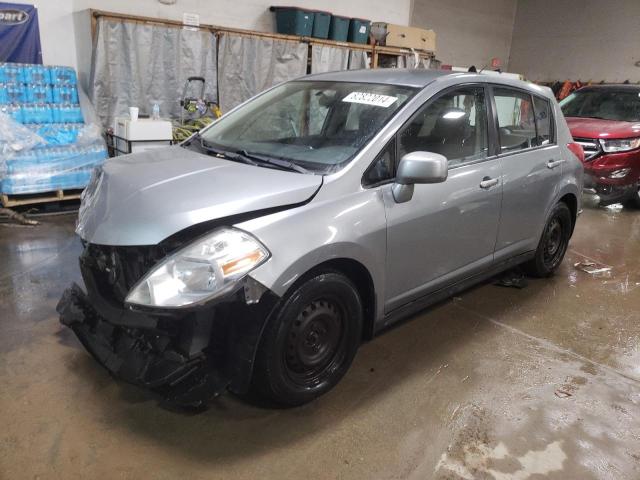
[342,92,398,108]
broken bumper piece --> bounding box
[57,283,229,407]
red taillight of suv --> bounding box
[567,142,585,163]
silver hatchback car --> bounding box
[58,70,583,408]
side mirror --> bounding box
[392,151,448,203]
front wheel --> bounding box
[524,202,572,277]
[623,185,640,209]
[250,271,363,407]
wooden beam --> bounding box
[89,9,430,56]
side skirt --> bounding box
[376,251,535,334]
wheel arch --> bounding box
[558,192,578,235]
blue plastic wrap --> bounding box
[0,63,24,83]
[52,85,78,104]
[27,124,83,146]
[22,104,54,124]
[1,143,107,194]
[1,110,107,195]
[26,84,53,103]
[50,66,77,86]
[23,65,51,84]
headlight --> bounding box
[126,228,269,308]
[609,168,631,179]
[599,137,640,153]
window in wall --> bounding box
[363,138,396,186]
[533,96,554,146]
[493,88,537,152]
[398,86,489,167]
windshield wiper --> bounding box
[199,139,311,174]
[199,139,260,166]
[236,150,311,174]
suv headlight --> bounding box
[126,228,269,308]
[599,137,640,153]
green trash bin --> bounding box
[328,15,350,42]
[348,18,371,44]
[312,10,331,39]
[270,6,314,36]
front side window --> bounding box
[363,138,396,186]
[398,86,489,167]
[493,88,537,152]
[199,81,416,174]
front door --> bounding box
[382,85,503,313]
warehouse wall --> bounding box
[509,0,640,82]
[10,1,78,68]
[11,0,412,70]
[410,0,518,70]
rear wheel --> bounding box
[524,202,572,277]
[250,271,362,407]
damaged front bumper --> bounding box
[583,173,639,206]
[58,284,229,406]
[57,260,279,407]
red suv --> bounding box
[560,85,640,207]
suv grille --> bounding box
[574,138,601,161]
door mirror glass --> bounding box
[393,151,448,203]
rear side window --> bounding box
[493,88,537,153]
[533,96,554,145]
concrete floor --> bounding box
[1,202,639,479]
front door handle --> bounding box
[479,177,499,189]
[547,159,565,169]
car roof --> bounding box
[299,69,551,97]
[301,68,454,88]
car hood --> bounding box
[77,146,322,246]
[565,117,640,139]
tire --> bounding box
[524,202,572,278]
[250,271,363,407]
[623,186,640,209]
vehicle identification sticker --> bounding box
[342,92,398,108]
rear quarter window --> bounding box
[532,96,555,146]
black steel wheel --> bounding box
[524,202,572,277]
[250,271,362,407]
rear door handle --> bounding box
[547,159,565,169]
[479,177,499,189]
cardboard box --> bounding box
[372,23,436,52]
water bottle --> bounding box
[152,103,160,120]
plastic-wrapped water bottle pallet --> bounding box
[0,188,84,208]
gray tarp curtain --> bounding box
[348,50,369,70]
[311,45,348,73]
[217,34,308,113]
[90,18,217,126]
[311,46,370,73]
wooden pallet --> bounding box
[1,189,83,208]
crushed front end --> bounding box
[58,242,278,407]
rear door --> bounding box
[380,84,503,312]
[490,86,562,260]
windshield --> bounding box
[198,81,417,173]
[560,89,640,122]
